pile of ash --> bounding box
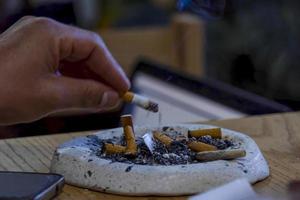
[88,130,233,166]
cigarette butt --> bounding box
[188,141,217,152]
[121,114,134,130]
[122,91,134,102]
[189,128,222,139]
[153,131,173,146]
[104,143,126,154]
[196,149,246,161]
[124,125,137,156]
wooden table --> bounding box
[1,112,300,199]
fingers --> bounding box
[10,16,130,94]
[57,24,130,93]
[46,76,120,111]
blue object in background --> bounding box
[177,0,226,19]
[177,0,192,10]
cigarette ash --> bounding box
[146,102,159,113]
[89,130,234,166]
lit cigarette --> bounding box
[104,143,126,154]
[188,141,217,152]
[122,91,159,113]
[195,149,246,161]
[124,125,137,156]
[153,131,173,146]
[189,128,222,139]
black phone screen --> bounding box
[0,171,64,200]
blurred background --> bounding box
[0,0,299,138]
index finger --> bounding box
[56,23,130,93]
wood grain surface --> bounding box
[0,112,299,199]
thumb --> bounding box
[46,76,120,111]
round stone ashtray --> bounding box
[50,124,270,196]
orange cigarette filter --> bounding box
[121,114,134,131]
[153,131,173,146]
[104,143,126,155]
[124,125,137,156]
[189,128,222,139]
[122,91,134,102]
[188,141,217,152]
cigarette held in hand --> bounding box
[122,91,159,113]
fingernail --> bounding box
[100,91,119,108]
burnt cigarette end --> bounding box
[146,101,159,113]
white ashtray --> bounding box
[50,124,269,196]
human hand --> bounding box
[0,16,130,125]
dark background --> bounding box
[0,0,299,138]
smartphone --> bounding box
[0,171,64,200]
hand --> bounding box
[0,16,130,125]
